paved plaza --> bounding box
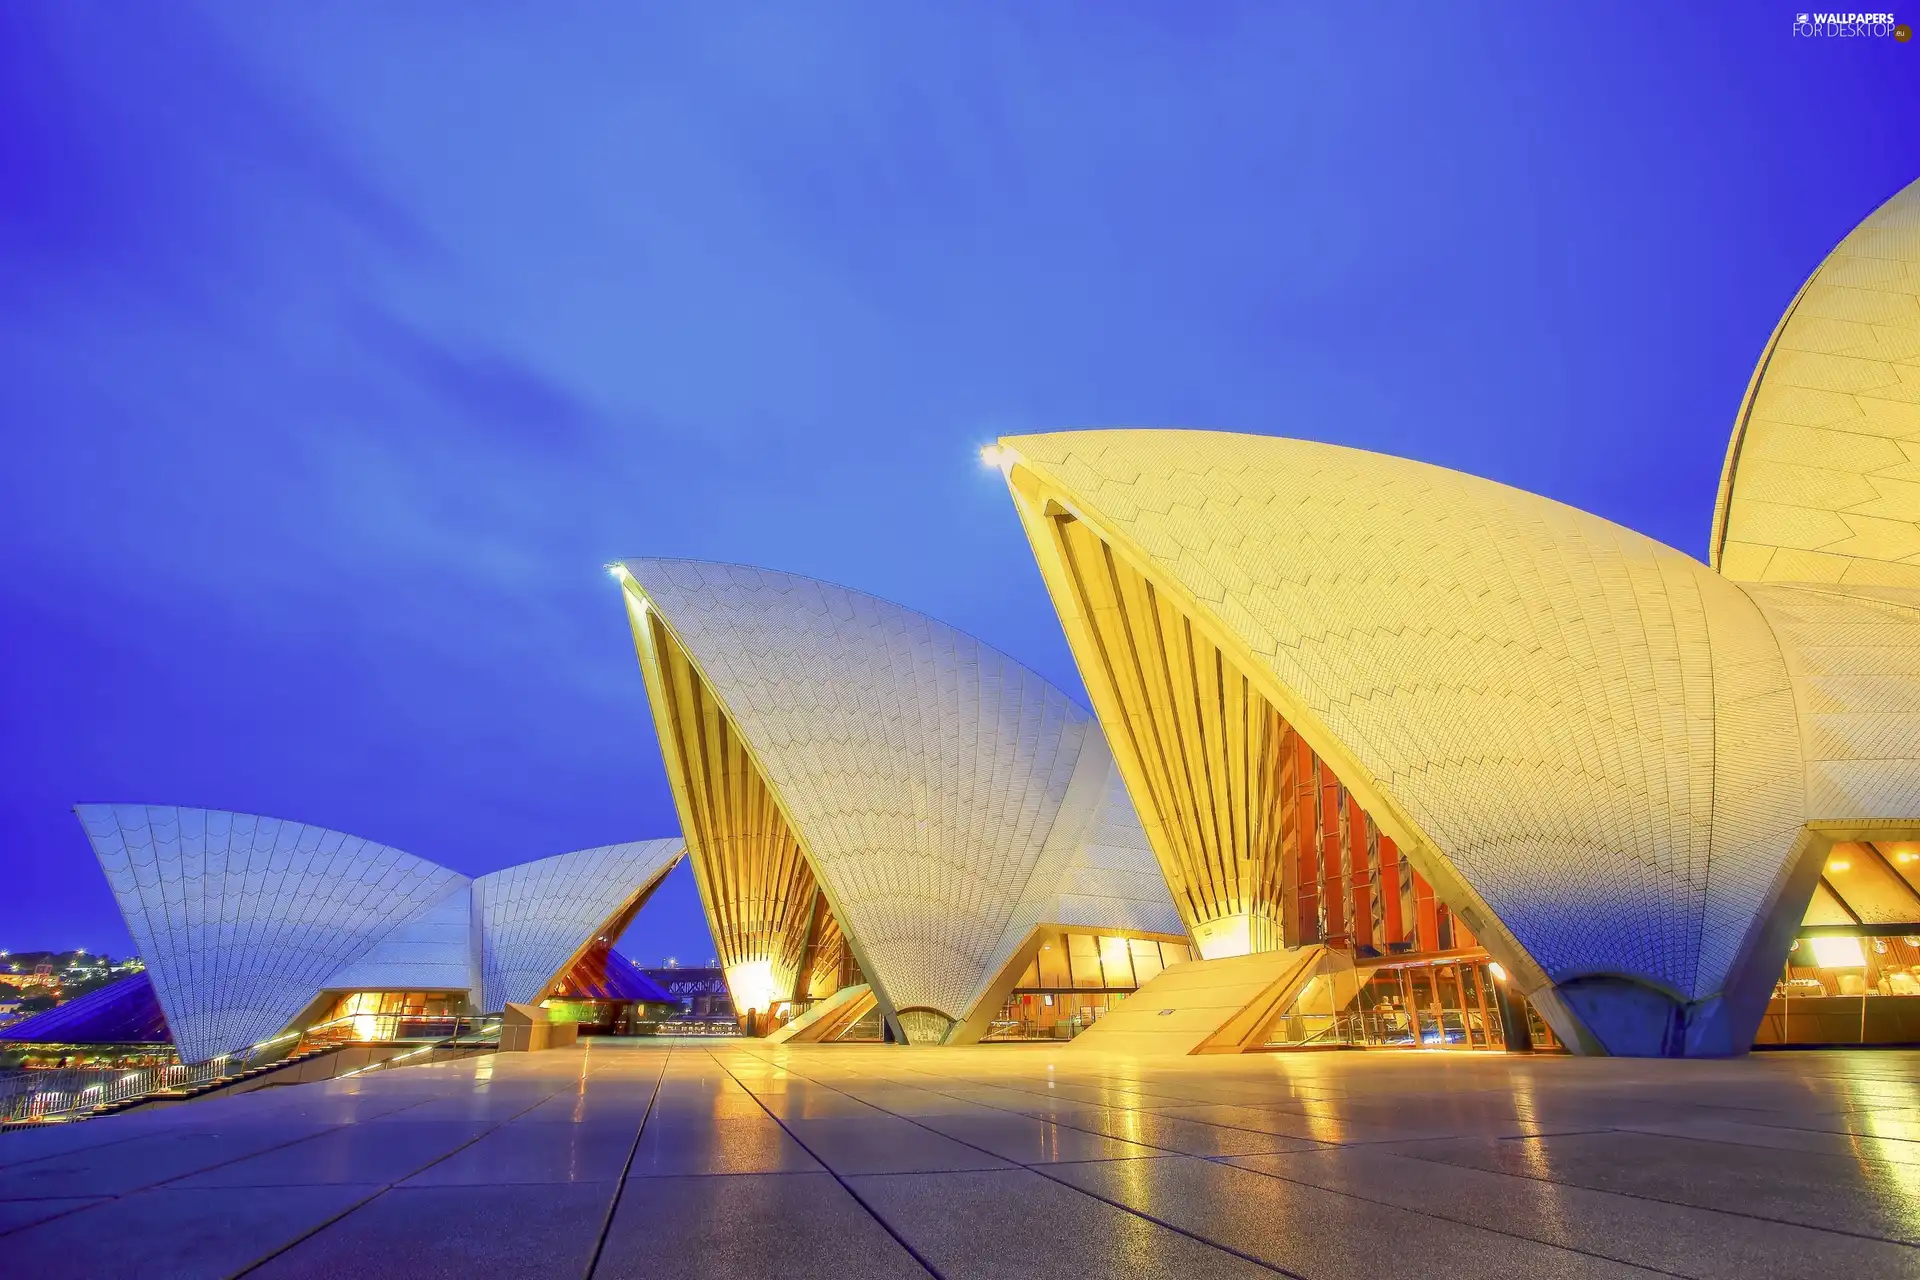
[0,1041,1917,1278]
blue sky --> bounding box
[3,4,1915,965]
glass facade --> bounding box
[1756,842,1920,1048]
[1757,932,1920,1046]
[1260,953,1558,1051]
[982,932,1192,1041]
[312,990,467,1042]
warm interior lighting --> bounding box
[1828,859,1851,872]
[726,959,779,1014]
[1487,961,1507,982]
[1897,852,1917,864]
[1809,936,1867,968]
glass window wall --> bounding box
[983,932,1192,1041]
[1757,932,1920,1046]
[311,990,466,1042]
[1263,952,1560,1052]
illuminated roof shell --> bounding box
[996,429,1811,1031]
[620,559,1182,1037]
[75,805,682,1062]
[77,805,463,1063]
[473,840,684,1011]
[1712,177,1920,589]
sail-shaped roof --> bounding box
[619,559,1181,1041]
[995,429,1811,1053]
[1712,176,1920,588]
[76,805,682,1061]
[77,805,463,1062]
[473,840,683,1011]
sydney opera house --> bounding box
[18,177,1919,1065]
[13,808,684,1065]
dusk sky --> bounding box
[3,5,1915,966]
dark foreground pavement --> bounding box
[2,1039,1917,1279]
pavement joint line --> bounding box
[888,1072,1343,1152]
[1187,1145,1702,1279]
[581,1041,673,1279]
[887,1068,1340,1137]
[741,1048,1905,1274]
[1208,1141,1920,1255]
[0,1092,449,1240]
[225,1058,582,1277]
[704,1047,945,1280]
[737,1048,1303,1279]
[1385,1140,1920,1250]
[1604,1121,1920,1165]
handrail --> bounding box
[1,1013,504,1126]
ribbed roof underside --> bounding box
[1002,430,1809,1002]
[625,559,1182,1022]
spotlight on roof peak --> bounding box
[980,443,1016,472]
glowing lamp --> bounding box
[1828,860,1851,872]
[725,959,780,1014]
[1487,962,1508,983]
[1809,936,1867,968]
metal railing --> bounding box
[0,1013,503,1126]
[299,1011,473,1047]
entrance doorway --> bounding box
[1262,952,1560,1051]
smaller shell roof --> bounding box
[555,948,676,1003]
[75,805,684,1061]
[0,972,170,1045]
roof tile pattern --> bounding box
[77,805,462,1063]
[624,560,1180,1026]
[1742,582,1920,822]
[969,739,1184,1016]
[1713,177,1920,586]
[324,882,477,994]
[1002,430,1807,1002]
[472,840,683,1011]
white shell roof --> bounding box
[324,881,477,994]
[77,805,463,1063]
[472,839,683,1011]
[77,805,683,1062]
[623,559,1183,1024]
[1712,176,1920,588]
[1000,429,1811,1005]
[1742,582,1920,824]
